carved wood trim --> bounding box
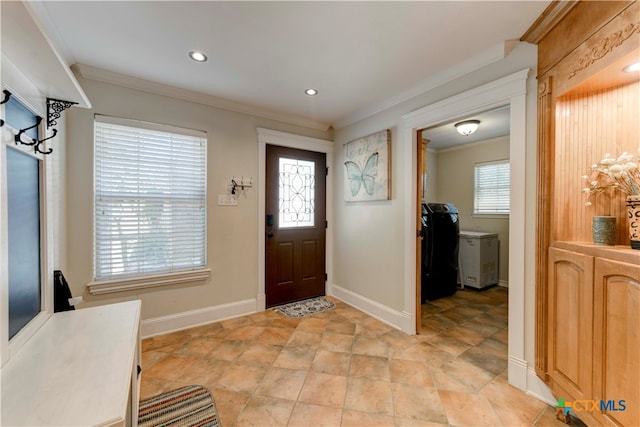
[568,20,640,79]
[535,76,554,381]
[521,1,579,45]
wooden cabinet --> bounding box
[1,300,142,426]
[548,248,594,403]
[524,1,640,423]
[592,257,640,426]
[546,246,639,426]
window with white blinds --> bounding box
[474,160,510,215]
[94,115,207,281]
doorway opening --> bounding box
[402,68,530,390]
[416,105,511,316]
[415,108,511,376]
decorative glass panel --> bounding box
[279,157,315,228]
[7,147,41,339]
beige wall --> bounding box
[333,41,539,363]
[424,148,438,202]
[63,42,540,372]
[433,136,510,283]
[65,76,331,320]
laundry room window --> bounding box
[474,159,510,215]
[91,115,209,292]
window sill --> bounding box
[87,269,211,295]
[472,213,510,219]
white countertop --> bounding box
[1,300,141,426]
[459,230,499,238]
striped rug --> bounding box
[138,385,220,427]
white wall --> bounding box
[65,76,332,326]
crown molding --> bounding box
[2,1,90,108]
[72,64,331,132]
[520,1,579,45]
[333,41,515,130]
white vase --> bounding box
[627,195,640,250]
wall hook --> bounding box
[15,116,43,146]
[0,90,12,105]
[0,90,12,128]
[3,94,72,155]
[34,128,58,155]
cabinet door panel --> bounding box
[593,258,640,427]
[548,248,594,401]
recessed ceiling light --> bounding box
[623,61,640,73]
[189,51,208,62]
[305,88,318,96]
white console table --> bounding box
[1,300,141,426]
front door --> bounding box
[265,144,326,307]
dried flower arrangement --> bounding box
[582,149,640,206]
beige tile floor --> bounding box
[140,287,569,426]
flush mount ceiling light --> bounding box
[305,88,318,96]
[455,120,480,136]
[188,51,208,62]
[623,61,640,73]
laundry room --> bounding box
[420,106,511,299]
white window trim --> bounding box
[87,268,211,295]
[473,213,510,219]
[473,159,510,216]
[90,115,208,293]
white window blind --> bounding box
[474,160,510,215]
[94,115,207,281]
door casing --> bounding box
[265,144,327,307]
[402,69,530,392]
[257,128,334,312]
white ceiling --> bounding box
[26,1,549,132]
[422,105,511,150]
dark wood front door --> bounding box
[266,144,326,308]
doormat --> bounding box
[274,296,335,318]
[138,385,220,427]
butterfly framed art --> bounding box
[343,129,391,202]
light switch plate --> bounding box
[218,194,238,206]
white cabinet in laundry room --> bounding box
[458,231,499,289]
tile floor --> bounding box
[140,287,569,426]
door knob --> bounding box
[267,232,274,238]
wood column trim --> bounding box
[535,76,554,381]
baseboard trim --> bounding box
[141,298,257,338]
[498,280,509,287]
[508,355,557,406]
[527,367,557,406]
[508,354,528,391]
[330,284,410,332]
